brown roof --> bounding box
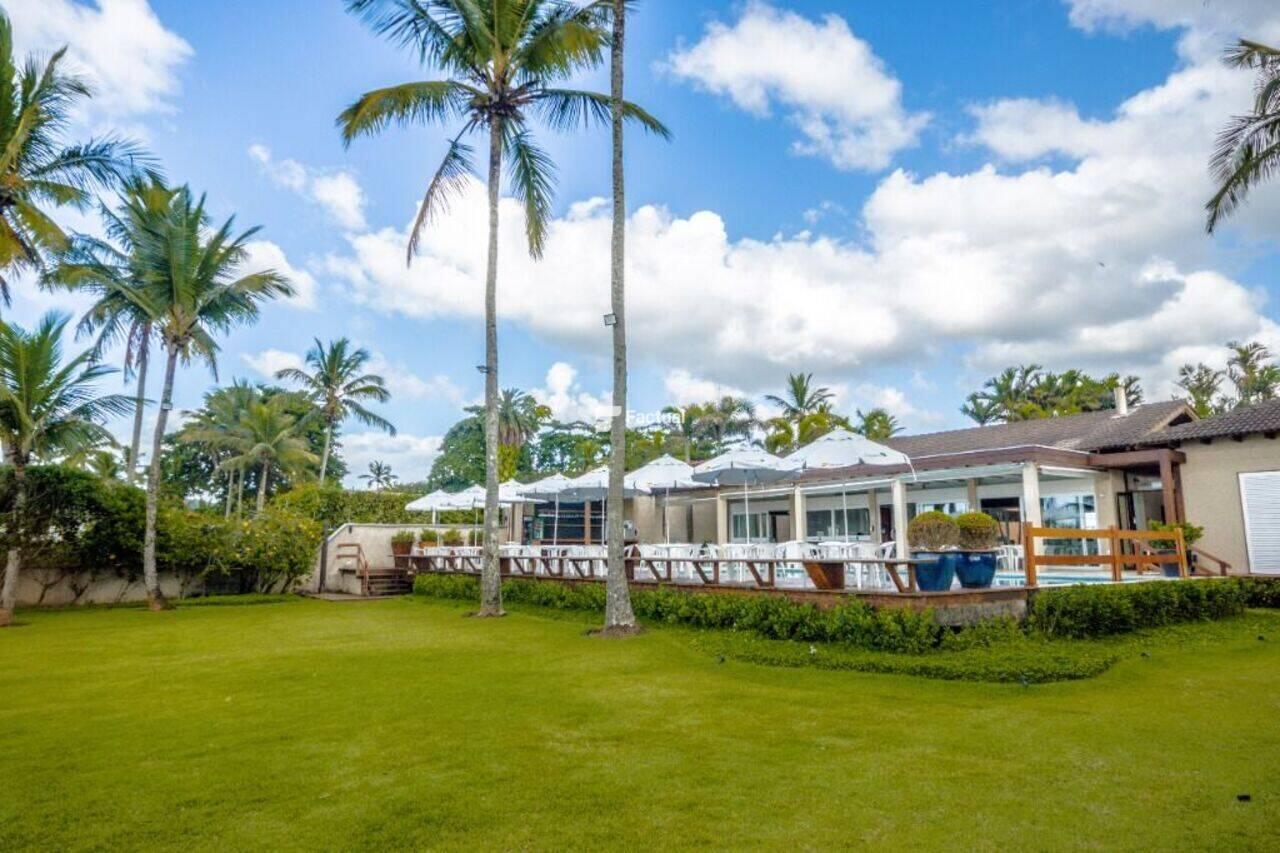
[1139,398,1280,444]
[879,400,1194,458]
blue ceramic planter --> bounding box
[912,551,957,591]
[955,551,997,588]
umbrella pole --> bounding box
[552,495,559,547]
[664,487,670,545]
[744,480,751,545]
[842,489,849,543]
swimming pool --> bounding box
[991,572,1152,587]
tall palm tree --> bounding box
[361,460,397,491]
[276,337,394,484]
[853,407,902,441]
[0,312,131,626]
[1207,39,1280,233]
[764,373,834,423]
[0,12,149,301]
[1175,363,1227,418]
[466,388,548,448]
[223,393,318,514]
[46,178,175,482]
[127,185,292,609]
[339,0,666,617]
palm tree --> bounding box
[361,460,397,492]
[0,12,149,301]
[46,178,175,482]
[960,393,999,425]
[0,312,131,626]
[764,373,834,423]
[853,408,902,441]
[1227,340,1280,405]
[276,337,394,484]
[178,380,262,517]
[223,393,318,514]
[126,185,292,609]
[1207,40,1280,233]
[661,403,704,463]
[695,396,756,451]
[339,0,666,617]
[466,388,548,448]
[1175,363,1227,418]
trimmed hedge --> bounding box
[272,484,478,527]
[1027,579,1248,639]
[416,575,948,654]
[418,574,1280,646]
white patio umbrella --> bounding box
[524,473,576,546]
[438,485,486,545]
[692,448,799,544]
[625,455,702,543]
[556,466,650,545]
[405,489,455,526]
[785,429,911,542]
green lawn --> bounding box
[2,598,1278,851]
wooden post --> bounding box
[1175,526,1188,578]
[1023,525,1038,587]
[1158,454,1178,525]
[1108,525,1122,582]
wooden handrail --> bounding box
[335,543,371,593]
[1188,545,1231,576]
[1023,525,1187,587]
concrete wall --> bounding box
[1180,435,1280,573]
[12,569,190,607]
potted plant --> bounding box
[441,528,464,547]
[419,529,439,547]
[1147,521,1204,577]
[953,511,1000,588]
[390,530,415,557]
[906,511,960,591]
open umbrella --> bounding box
[692,448,798,544]
[785,429,910,542]
[625,455,702,543]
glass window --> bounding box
[805,507,870,540]
[730,512,769,542]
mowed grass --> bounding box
[1,598,1278,851]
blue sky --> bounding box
[9,0,1280,484]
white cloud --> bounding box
[364,352,466,406]
[534,362,613,425]
[663,2,927,171]
[249,145,367,231]
[240,240,318,309]
[8,0,191,124]
[242,349,304,379]
[340,431,443,488]
[662,369,747,406]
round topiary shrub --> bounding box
[906,510,959,551]
[955,511,1000,551]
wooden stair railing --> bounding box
[334,542,371,594]
[1188,546,1232,576]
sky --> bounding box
[8,0,1280,486]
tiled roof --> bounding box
[879,400,1193,458]
[1139,398,1280,444]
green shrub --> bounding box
[1147,520,1204,550]
[907,511,959,551]
[1028,579,1247,639]
[419,529,439,546]
[159,509,321,595]
[1235,576,1280,608]
[391,530,416,547]
[272,483,479,527]
[441,528,465,546]
[955,511,1000,550]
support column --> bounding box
[867,489,881,544]
[715,493,729,544]
[891,478,909,559]
[791,488,807,542]
[1022,462,1043,555]
[1159,454,1179,524]
[966,478,979,514]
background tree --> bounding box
[1206,39,1280,232]
[661,403,707,463]
[1175,363,1228,418]
[695,396,756,452]
[853,407,902,441]
[127,183,292,609]
[361,460,397,492]
[276,337,394,484]
[764,373,834,423]
[1227,340,1280,405]
[0,11,149,301]
[222,393,318,515]
[0,313,131,626]
[340,0,663,617]
[961,365,1141,424]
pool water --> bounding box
[991,572,1150,587]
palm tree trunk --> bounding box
[236,466,245,518]
[128,329,150,483]
[604,0,637,633]
[141,342,179,611]
[319,421,333,484]
[224,467,233,519]
[256,459,269,515]
[0,458,26,626]
[478,116,504,617]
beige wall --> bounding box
[308,522,480,594]
[690,500,718,544]
[12,570,189,607]
[1181,435,1280,573]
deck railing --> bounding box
[1022,525,1187,586]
